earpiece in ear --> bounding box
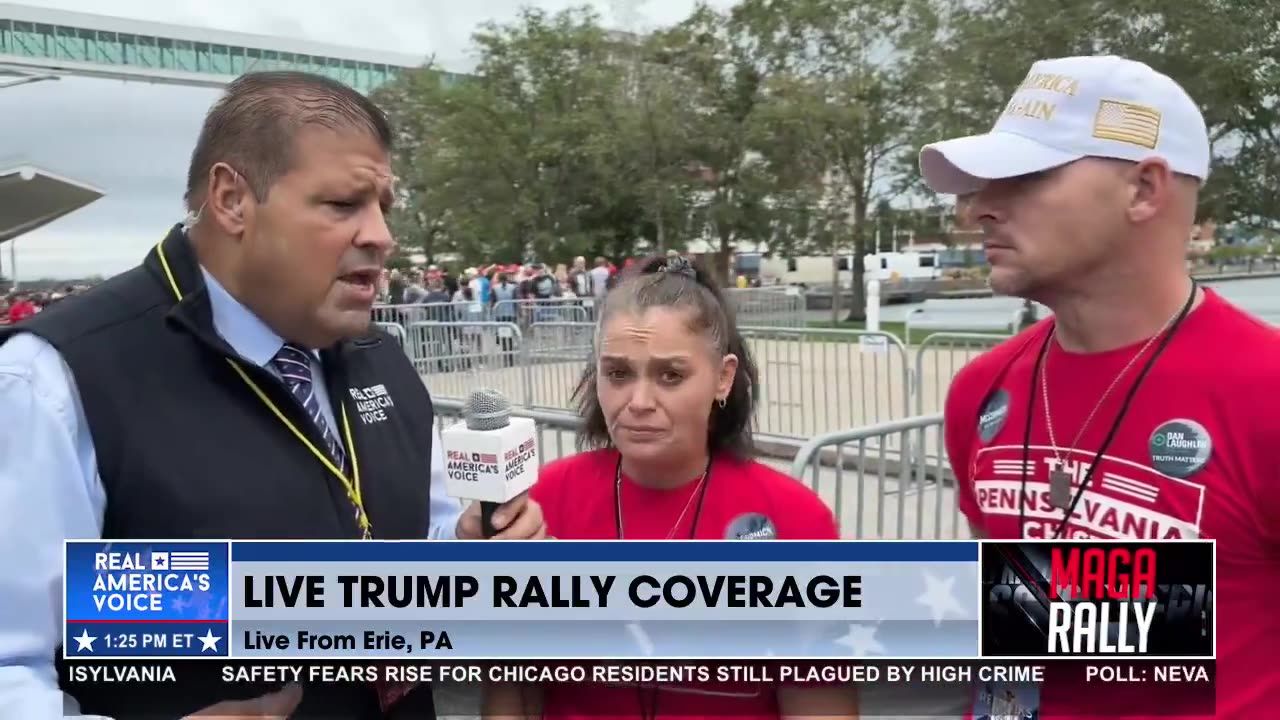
[182,202,207,231]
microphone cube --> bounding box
[441,416,539,504]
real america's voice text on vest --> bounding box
[243,629,453,652]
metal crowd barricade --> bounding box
[789,413,966,539]
[912,332,1011,415]
[513,297,598,325]
[372,303,471,366]
[433,398,584,467]
[409,319,925,441]
[522,321,594,410]
[739,326,912,441]
[411,321,531,407]
[429,400,966,540]
[373,301,474,327]
[373,298,598,328]
[399,306,1006,445]
[373,322,407,347]
[724,286,806,328]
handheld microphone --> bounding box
[442,388,539,537]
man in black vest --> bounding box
[0,72,544,719]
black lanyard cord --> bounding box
[637,685,658,720]
[155,239,372,538]
[1017,337,1048,536]
[613,454,713,720]
[1019,282,1197,539]
[613,455,713,541]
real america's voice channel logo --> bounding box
[64,541,231,659]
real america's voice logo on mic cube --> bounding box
[980,540,1214,659]
[442,389,539,536]
[64,541,231,659]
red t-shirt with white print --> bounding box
[945,289,1280,718]
[528,449,841,720]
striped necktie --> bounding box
[270,343,347,471]
[272,346,411,707]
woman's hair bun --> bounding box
[656,255,697,279]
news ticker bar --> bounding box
[63,539,1214,661]
[58,659,1217,717]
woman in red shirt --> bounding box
[483,255,858,720]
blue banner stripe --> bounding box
[230,541,976,563]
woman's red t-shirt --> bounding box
[527,449,842,720]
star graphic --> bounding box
[199,629,222,652]
[73,629,97,652]
[834,623,885,657]
[916,571,965,627]
[792,620,827,654]
[625,622,655,657]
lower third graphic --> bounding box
[63,540,231,659]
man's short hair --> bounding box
[185,71,394,211]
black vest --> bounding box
[1,226,439,719]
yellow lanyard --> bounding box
[155,241,372,539]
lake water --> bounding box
[807,275,1280,324]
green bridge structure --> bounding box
[0,1,455,94]
[1,2,456,285]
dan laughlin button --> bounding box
[1149,419,1212,478]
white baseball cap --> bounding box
[919,56,1210,195]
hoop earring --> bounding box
[717,397,727,409]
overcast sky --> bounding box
[3,0,735,281]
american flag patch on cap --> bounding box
[1092,99,1162,149]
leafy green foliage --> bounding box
[373,0,1279,286]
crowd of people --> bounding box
[0,286,91,325]
[379,251,767,311]
[2,254,762,330]
[382,255,619,308]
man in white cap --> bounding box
[928,56,1279,716]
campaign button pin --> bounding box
[1149,419,1212,478]
[726,513,777,540]
[978,389,1011,443]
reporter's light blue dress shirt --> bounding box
[0,268,462,719]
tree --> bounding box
[738,0,927,321]
[371,64,458,262]
[903,0,1280,228]
[376,7,645,267]
[602,1,703,256]
[370,0,1278,280]
[625,33,703,256]
[572,29,698,260]
[653,4,775,285]
[385,254,414,272]
[1189,0,1280,229]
